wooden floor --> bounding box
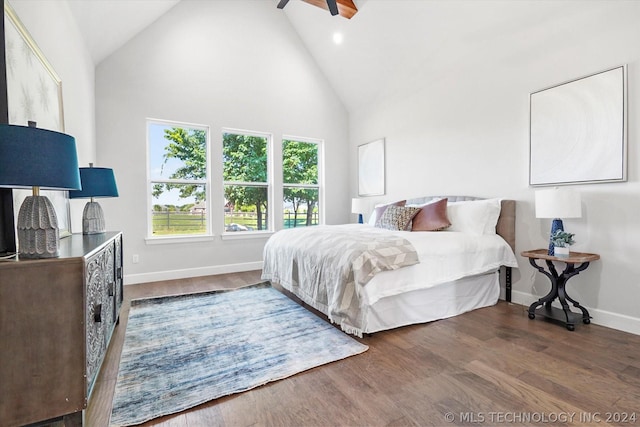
[85,271,640,426]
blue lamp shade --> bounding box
[69,167,119,199]
[0,123,81,258]
[0,124,81,190]
[69,165,119,234]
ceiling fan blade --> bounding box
[326,0,339,15]
[277,0,290,9]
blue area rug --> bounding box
[109,283,368,426]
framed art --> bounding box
[358,138,385,196]
[4,3,71,237]
[529,65,627,186]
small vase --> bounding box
[554,246,570,257]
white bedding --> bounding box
[361,226,519,305]
[262,223,518,335]
[262,224,420,336]
[363,271,501,333]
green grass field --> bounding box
[152,212,318,235]
[152,212,207,235]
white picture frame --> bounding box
[529,65,627,186]
[4,3,71,237]
[358,138,385,196]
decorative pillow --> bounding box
[376,206,421,231]
[411,198,451,231]
[369,200,406,225]
[447,198,501,235]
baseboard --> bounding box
[508,289,640,336]
[125,272,640,336]
[124,261,263,285]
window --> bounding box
[147,120,210,237]
[223,130,271,233]
[282,137,321,228]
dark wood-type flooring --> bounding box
[83,270,640,426]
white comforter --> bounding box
[361,228,519,305]
[262,224,518,335]
[262,224,420,335]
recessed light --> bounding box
[333,32,343,45]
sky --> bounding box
[148,122,199,206]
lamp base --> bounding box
[358,213,363,224]
[17,195,60,259]
[82,201,106,234]
[548,218,564,256]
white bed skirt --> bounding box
[273,270,500,335]
[361,271,500,334]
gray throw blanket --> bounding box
[262,225,419,336]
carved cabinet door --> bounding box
[114,235,123,314]
[86,249,106,390]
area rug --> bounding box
[109,283,368,426]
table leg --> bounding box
[556,279,574,330]
[527,259,558,319]
[560,262,592,325]
[527,260,592,330]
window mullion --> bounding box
[222,129,271,233]
[281,137,321,229]
[147,119,211,238]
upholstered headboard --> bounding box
[405,196,516,252]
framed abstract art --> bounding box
[4,2,71,236]
[358,138,385,196]
[529,65,627,186]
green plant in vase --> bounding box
[551,229,575,257]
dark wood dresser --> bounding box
[0,232,123,426]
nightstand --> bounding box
[521,249,600,331]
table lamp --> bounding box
[0,123,81,258]
[351,198,368,224]
[535,187,581,256]
[69,163,119,234]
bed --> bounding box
[262,196,518,336]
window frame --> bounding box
[146,118,212,241]
[221,128,274,237]
[282,135,324,229]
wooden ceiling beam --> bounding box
[300,0,358,19]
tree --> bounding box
[223,133,268,230]
[152,127,207,202]
[283,140,318,226]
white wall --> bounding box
[13,0,637,334]
[95,0,350,283]
[349,1,640,334]
[7,0,96,233]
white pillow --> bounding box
[446,199,501,235]
[367,211,376,225]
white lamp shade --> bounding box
[535,188,582,219]
[351,198,368,214]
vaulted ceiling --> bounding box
[67,0,180,65]
[66,0,600,113]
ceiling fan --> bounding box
[277,0,358,19]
